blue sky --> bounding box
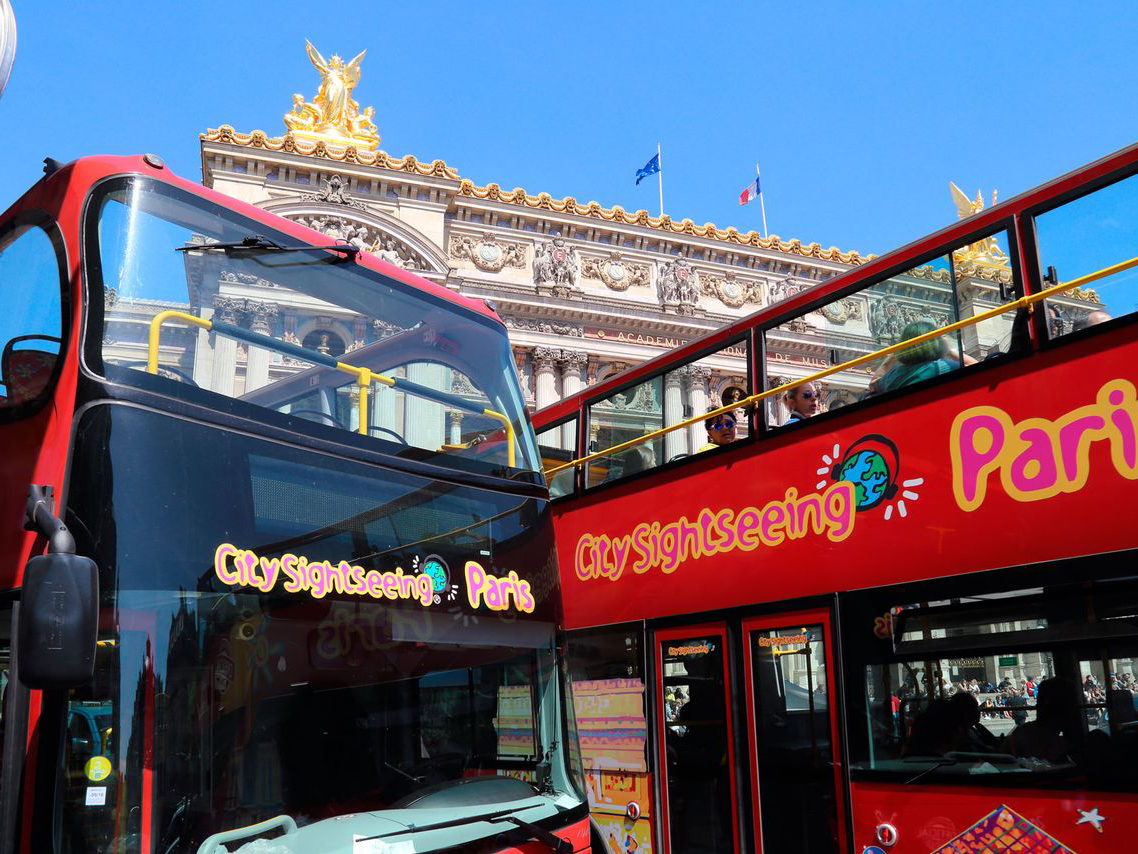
[2,1,1138,258]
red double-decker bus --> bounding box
[534,141,1138,853]
[0,152,589,853]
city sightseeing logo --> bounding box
[574,433,919,584]
[818,434,923,520]
[212,544,534,613]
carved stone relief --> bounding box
[501,315,585,338]
[450,232,527,272]
[581,252,649,291]
[818,297,865,325]
[533,231,580,295]
[700,272,763,309]
[288,213,424,270]
[301,174,365,209]
[868,296,951,343]
[657,254,700,313]
[768,276,810,305]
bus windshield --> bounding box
[90,177,539,477]
[57,404,575,853]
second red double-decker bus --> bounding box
[535,141,1138,853]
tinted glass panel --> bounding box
[0,224,63,410]
[536,418,576,498]
[765,230,1016,420]
[91,178,538,475]
[660,635,734,854]
[845,575,1138,790]
[567,628,652,851]
[60,404,568,852]
[585,338,749,486]
[1036,170,1138,335]
[750,625,839,853]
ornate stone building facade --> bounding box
[186,44,1103,457]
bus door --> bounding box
[653,624,740,854]
[741,610,847,854]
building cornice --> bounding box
[203,125,869,267]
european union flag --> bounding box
[635,153,660,185]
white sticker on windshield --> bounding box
[353,835,414,854]
[85,787,107,806]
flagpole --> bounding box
[757,162,768,238]
[657,143,664,218]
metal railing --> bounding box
[146,310,516,467]
[545,256,1138,477]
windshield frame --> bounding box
[79,173,542,484]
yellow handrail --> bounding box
[147,310,211,373]
[545,255,1138,477]
[147,310,517,463]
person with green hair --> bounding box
[877,320,960,393]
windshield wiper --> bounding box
[501,816,573,854]
[360,806,572,852]
[176,234,358,258]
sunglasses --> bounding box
[710,419,736,430]
[798,390,817,400]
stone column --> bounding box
[559,350,588,451]
[406,363,447,449]
[687,366,711,451]
[956,279,983,358]
[663,370,687,461]
[513,346,532,406]
[242,299,279,393]
[533,347,560,410]
[208,297,242,397]
[448,411,464,446]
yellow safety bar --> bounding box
[147,310,210,372]
[545,254,1138,477]
[147,310,516,466]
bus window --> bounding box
[765,229,1018,421]
[845,578,1138,790]
[91,178,539,477]
[1035,169,1138,335]
[536,418,576,498]
[0,223,64,412]
[586,375,664,487]
[949,229,1019,359]
[585,338,749,487]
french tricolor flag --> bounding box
[739,174,761,206]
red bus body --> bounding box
[0,157,588,853]
[536,142,1138,852]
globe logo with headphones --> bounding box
[820,434,922,520]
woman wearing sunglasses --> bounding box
[784,382,821,423]
[699,408,738,452]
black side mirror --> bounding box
[18,552,99,688]
[17,484,100,689]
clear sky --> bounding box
[2,1,1138,257]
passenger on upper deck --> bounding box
[875,321,960,394]
[698,408,737,452]
[1074,309,1113,331]
[783,382,820,424]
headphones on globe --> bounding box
[829,434,901,510]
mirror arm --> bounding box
[23,484,75,555]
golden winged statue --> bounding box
[284,40,380,150]
[949,181,1009,269]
